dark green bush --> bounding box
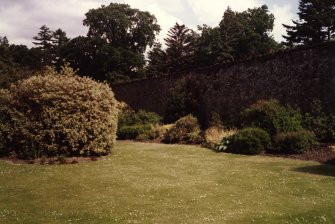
[117,104,161,140]
[0,66,118,159]
[241,99,303,137]
[303,100,335,141]
[273,130,317,154]
[164,78,203,123]
[118,124,151,140]
[163,115,203,144]
[226,128,271,155]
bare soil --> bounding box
[264,143,335,165]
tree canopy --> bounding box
[83,3,160,54]
[283,0,335,45]
[219,5,279,60]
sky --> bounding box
[0,0,299,48]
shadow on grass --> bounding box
[292,164,335,177]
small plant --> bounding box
[215,137,231,152]
[163,115,203,144]
[273,130,317,154]
[226,128,271,155]
[57,155,67,164]
[203,126,236,150]
[40,156,47,165]
[241,99,303,137]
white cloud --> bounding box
[271,4,297,42]
[187,0,262,27]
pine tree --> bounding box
[283,0,335,45]
[164,23,197,73]
[52,29,70,69]
[146,42,167,77]
[33,25,54,65]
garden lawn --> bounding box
[0,141,335,224]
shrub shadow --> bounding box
[292,164,335,177]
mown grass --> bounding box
[0,141,335,223]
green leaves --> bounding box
[283,0,335,45]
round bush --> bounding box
[273,130,316,154]
[241,99,303,137]
[227,128,271,155]
[0,66,118,159]
[163,115,202,144]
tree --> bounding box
[146,42,168,77]
[164,23,197,73]
[83,3,160,54]
[194,25,233,66]
[219,5,279,60]
[81,3,160,81]
[52,28,70,69]
[283,0,335,45]
[32,25,54,66]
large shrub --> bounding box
[117,103,161,140]
[273,130,317,154]
[225,128,271,155]
[0,66,118,159]
[163,115,203,144]
[303,100,335,141]
[164,77,204,124]
[241,99,303,137]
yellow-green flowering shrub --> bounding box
[0,66,118,159]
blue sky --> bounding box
[0,0,299,47]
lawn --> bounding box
[0,141,335,224]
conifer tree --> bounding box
[283,0,335,45]
[32,25,54,65]
[164,23,197,73]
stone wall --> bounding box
[112,42,335,125]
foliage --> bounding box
[273,130,317,154]
[0,66,118,159]
[162,115,203,144]
[219,5,280,60]
[118,124,151,140]
[164,77,204,124]
[241,99,303,137]
[203,126,236,150]
[164,23,197,73]
[117,104,162,140]
[84,3,160,54]
[225,128,271,155]
[135,124,173,142]
[146,42,168,77]
[194,25,233,66]
[303,100,335,141]
[283,0,335,46]
[32,25,54,66]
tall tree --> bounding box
[194,25,233,66]
[81,3,160,81]
[83,3,160,54]
[52,28,70,69]
[164,23,197,73]
[219,5,279,60]
[146,42,168,77]
[283,0,335,45]
[32,25,54,66]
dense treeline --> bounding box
[1,1,334,85]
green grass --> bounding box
[0,141,335,223]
